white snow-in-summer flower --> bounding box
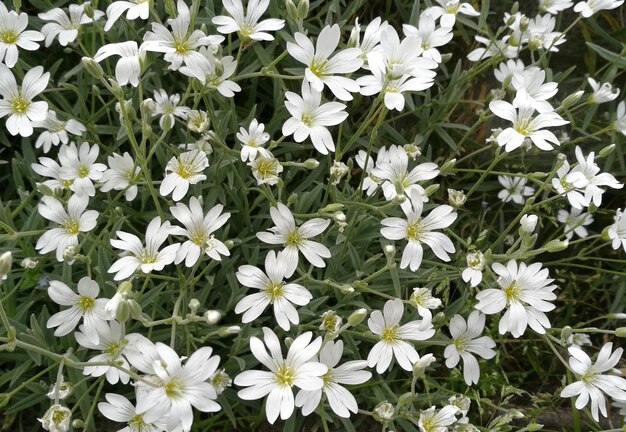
[367,298,435,373]
[39,405,71,432]
[616,101,626,136]
[497,175,534,205]
[58,142,107,197]
[0,4,44,68]
[256,203,331,276]
[282,80,348,155]
[98,393,165,432]
[295,340,372,418]
[574,0,624,18]
[99,152,141,201]
[608,209,626,252]
[160,150,209,201]
[46,276,109,343]
[402,14,453,63]
[238,118,272,162]
[462,251,485,287]
[39,3,104,47]
[0,64,49,137]
[249,153,283,185]
[104,0,150,31]
[152,89,190,130]
[32,111,86,153]
[234,327,327,424]
[408,287,442,321]
[424,0,480,27]
[560,342,626,421]
[178,51,241,97]
[212,0,285,41]
[588,77,620,104]
[511,67,558,113]
[235,250,312,330]
[557,207,593,239]
[475,260,557,337]
[444,311,496,385]
[540,0,574,14]
[93,41,145,87]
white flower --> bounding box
[75,321,131,384]
[424,0,480,27]
[282,80,348,155]
[234,327,327,424]
[467,35,517,62]
[39,404,71,432]
[108,217,180,280]
[494,59,525,85]
[367,298,435,373]
[511,67,558,113]
[418,405,459,432]
[0,4,44,68]
[350,17,387,61]
[256,203,331,276]
[169,197,231,266]
[370,145,439,201]
[524,14,566,52]
[36,194,98,262]
[540,0,574,14]
[104,0,150,31]
[235,250,312,330]
[402,14,453,63]
[295,340,371,418]
[497,175,534,204]
[98,393,165,432]
[462,251,485,287]
[409,287,442,321]
[355,147,390,196]
[380,191,457,271]
[567,333,592,348]
[212,0,285,41]
[490,90,568,151]
[186,109,210,133]
[616,101,626,136]
[152,89,189,130]
[444,311,496,385]
[58,142,107,197]
[249,154,283,185]
[142,1,224,71]
[574,0,624,17]
[39,3,104,47]
[520,214,539,234]
[160,150,209,201]
[608,209,626,252]
[238,118,271,162]
[560,342,626,421]
[288,24,363,101]
[33,111,86,153]
[557,207,593,239]
[475,260,557,337]
[94,41,145,87]
[588,77,620,104]
[31,157,71,193]
[0,64,49,136]
[179,51,241,97]
[46,276,108,343]
[99,152,141,201]
[134,343,222,432]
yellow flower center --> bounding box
[503,282,521,302]
[0,31,17,44]
[255,159,277,178]
[129,414,148,428]
[51,409,69,424]
[266,281,284,302]
[406,221,423,240]
[309,57,328,77]
[300,112,313,126]
[286,229,301,246]
[274,364,295,387]
[321,370,333,385]
[10,96,29,114]
[65,219,80,234]
[62,179,74,187]
[78,165,90,178]
[77,295,95,312]
[164,377,184,398]
[381,325,398,343]
[174,161,193,179]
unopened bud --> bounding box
[392,194,406,205]
[109,79,125,100]
[81,57,104,80]
[616,327,626,338]
[218,325,241,336]
[127,299,142,319]
[83,2,94,19]
[526,423,543,431]
[412,353,436,378]
[164,0,177,16]
[544,239,569,252]
[383,244,396,259]
[560,325,572,341]
[320,203,344,213]
[432,312,446,325]
[448,189,466,208]
[608,313,626,320]
[599,144,616,158]
[205,310,222,325]
[424,184,440,197]
[297,0,309,19]
[440,53,453,63]
[519,214,538,234]
[339,284,354,294]
[519,17,530,33]
[511,2,519,14]
[72,419,85,429]
[188,299,201,314]
[0,251,12,280]
[303,158,320,169]
[285,0,298,20]
[37,183,55,196]
[347,308,368,326]
[284,337,293,348]
[372,401,395,423]
[334,211,346,223]
[560,91,584,110]
[440,158,456,175]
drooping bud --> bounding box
[81,57,104,80]
[347,308,368,326]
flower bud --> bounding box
[320,203,344,213]
[560,325,572,342]
[412,353,436,378]
[373,401,395,423]
[164,0,177,16]
[339,284,354,294]
[526,423,543,431]
[544,239,569,252]
[608,313,626,320]
[109,79,126,100]
[347,308,368,326]
[560,91,584,110]
[284,336,293,348]
[424,184,440,197]
[81,57,104,80]
[432,311,446,325]
[383,244,396,260]
[599,143,616,158]
[205,310,222,325]
[0,251,12,280]
[440,53,453,63]
[218,325,241,336]
[83,2,95,19]
[127,299,142,319]
[303,158,320,169]
[188,298,201,314]
[285,0,298,20]
[519,214,538,234]
[392,194,406,205]
[297,0,309,19]
[440,158,456,176]
[39,405,71,432]
[616,327,626,338]
[448,189,466,208]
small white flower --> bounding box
[0,4,44,68]
[104,0,150,31]
[467,35,517,62]
[566,333,592,348]
[256,203,331,276]
[235,250,312,330]
[212,0,285,41]
[497,175,534,205]
[249,153,283,185]
[99,152,141,201]
[494,59,525,85]
[36,194,98,262]
[169,197,231,266]
[160,150,209,201]
[475,260,557,337]
[557,207,593,239]
[58,142,107,197]
[39,3,104,47]
[424,0,480,27]
[238,118,271,162]
[444,311,496,385]
[540,0,574,14]
[152,89,190,130]
[588,77,620,104]
[409,287,442,321]
[295,340,372,418]
[186,109,210,133]
[179,51,241,97]
[108,217,180,280]
[462,251,485,287]
[0,64,49,136]
[235,327,327,424]
[511,67,558,113]
[418,405,459,432]
[93,41,145,87]
[355,147,390,196]
[46,276,109,343]
[574,0,624,17]
[39,404,71,432]
[560,342,626,421]
[402,14,453,63]
[282,80,348,155]
[367,298,435,373]
[350,17,387,61]
[98,393,165,432]
[33,111,86,153]
[608,209,626,252]
[287,24,363,101]
[380,190,457,271]
[75,321,131,384]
